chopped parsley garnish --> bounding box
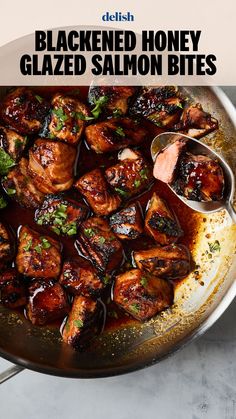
[129,303,140,314]
[14,138,22,149]
[63,270,71,278]
[99,236,106,244]
[0,196,7,209]
[35,94,43,103]
[0,149,15,175]
[140,277,148,287]
[102,275,110,285]
[84,228,96,238]
[34,245,42,254]
[134,179,141,188]
[140,168,148,180]
[75,112,94,121]
[40,237,51,249]
[91,96,109,119]
[23,238,32,252]
[74,319,84,328]
[177,102,183,109]
[52,108,68,131]
[208,240,221,253]
[114,187,129,198]
[6,188,16,196]
[115,126,125,137]
[36,203,77,236]
[113,108,123,118]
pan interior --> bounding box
[0,86,236,377]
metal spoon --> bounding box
[151,132,236,223]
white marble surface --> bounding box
[0,87,236,419]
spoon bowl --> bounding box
[151,132,236,222]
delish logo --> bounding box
[102,12,134,22]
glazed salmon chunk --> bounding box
[133,244,191,279]
[113,269,173,321]
[62,295,103,350]
[27,280,69,326]
[59,260,104,297]
[16,226,61,278]
[85,117,148,154]
[145,193,183,245]
[105,148,153,199]
[76,217,123,274]
[0,88,49,135]
[48,94,91,145]
[75,168,121,216]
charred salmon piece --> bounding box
[29,139,76,194]
[76,217,123,274]
[130,86,184,128]
[174,103,218,138]
[145,193,183,245]
[27,280,69,326]
[47,94,91,145]
[0,268,27,309]
[2,158,45,209]
[88,86,136,117]
[0,222,14,270]
[62,295,103,350]
[153,138,187,184]
[133,244,191,279]
[0,126,28,161]
[172,152,225,202]
[113,269,173,321]
[85,117,148,154]
[105,148,153,199]
[16,225,61,279]
[59,260,104,297]
[0,88,49,135]
[35,194,88,236]
[75,168,121,216]
[109,203,143,240]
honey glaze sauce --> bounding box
[0,86,201,333]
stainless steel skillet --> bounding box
[0,86,236,381]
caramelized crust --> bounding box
[2,158,44,208]
[113,269,173,321]
[60,260,104,297]
[75,168,121,216]
[0,126,28,161]
[134,244,190,279]
[62,295,102,350]
[76,217,123,273]
[16,226,61,278]
[48,94,91,145]
[105,148,153,199]
[27,280,69,326]
[0,88,49,135]
[109,203,143,240]
[85,117,148,154]
[145,193,183,245]
[29,139,76,194]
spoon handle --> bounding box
[225,201,236,224]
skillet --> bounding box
[0,85,236,380]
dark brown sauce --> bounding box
[0,86,200,332]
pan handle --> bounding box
[0,365,24,384]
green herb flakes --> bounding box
[0,149,15,175]
[74,319,84,328]
[115,126,125,137]
[129,303,140,314]
[0,196,7,209]
[208,240,221,253]
[23,238,32,252]
[91,96,108,119]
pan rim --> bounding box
[0,85,236,379]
